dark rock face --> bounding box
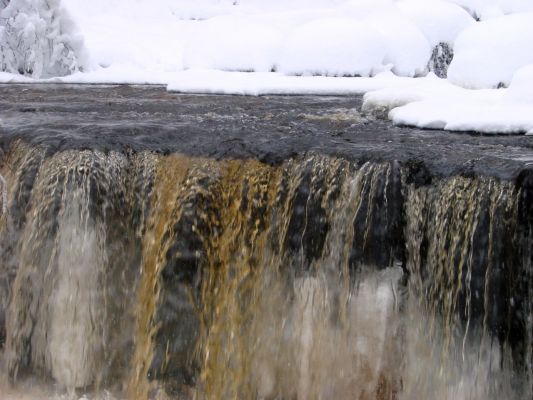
[428,42,454,78]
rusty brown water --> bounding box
[1,141,532,399]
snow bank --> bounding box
[447,13,533,88]
[505,64,533,103]
[277,18,388,77]
[2,0,531,86]
[397,0,474,47]
[59,0,437,78]
[0,0,87,78]
[389,98,533,135]
[184,16,282,72]
[166,69,415,95]
[363,71,533,135]
[362,74,467,111]
[365,13,430,77]
[54,0,530,85]
[0,70,33,82]
[24,0,519,85]
[446,0,533,19]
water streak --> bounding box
[0,144,531,399]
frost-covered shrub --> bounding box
[0,0,87,78]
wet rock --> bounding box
[428,42,454,78]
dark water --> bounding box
[1,84,532,178]
[1,85,533,400]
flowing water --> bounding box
[0,140,532,399]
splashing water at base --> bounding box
[2,266,523,400]
[241,267,403,400]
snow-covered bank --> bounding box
[363,66,533,135]
[166,69,417,96]
[61,0,524,80]
[2,0,533,135]
[447,13,533,88]
[2,0,531,85]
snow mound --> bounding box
[446,0,533,19]
[365,13,430,77]
[478,5,504,20]
[505,64,533,103]
[388,99,533,135]
[0,0,87,78]
[447,13,533,88]
[166,69,414,95]
[57,0,454,79]
[184,15,282,72]
[394,0,474,78]
[278,18,388,77]
[397,0,474,47]
[363,72,533,135]
[362,74,473,118]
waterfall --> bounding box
[0,141,531,399]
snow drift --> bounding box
[58,0,467,79]
[362,66,533,135]
[448,13,533,88]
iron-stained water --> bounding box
[0,141,531,399]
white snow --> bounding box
[364,12,430,77]
[505,64,533,104]
[1,0,533,135]
[363,71,533,135]
[0,71,33,83]
[0,0,87,78]
[277,18,388,77]
[445,0,533,19]
[389,100,533,135]
[184,15,282,72]
[447,13,533,88]
[167,69,415,96]
[396,0,474,47]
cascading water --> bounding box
[0,140,532,399]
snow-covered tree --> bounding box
[0,0,87,78]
